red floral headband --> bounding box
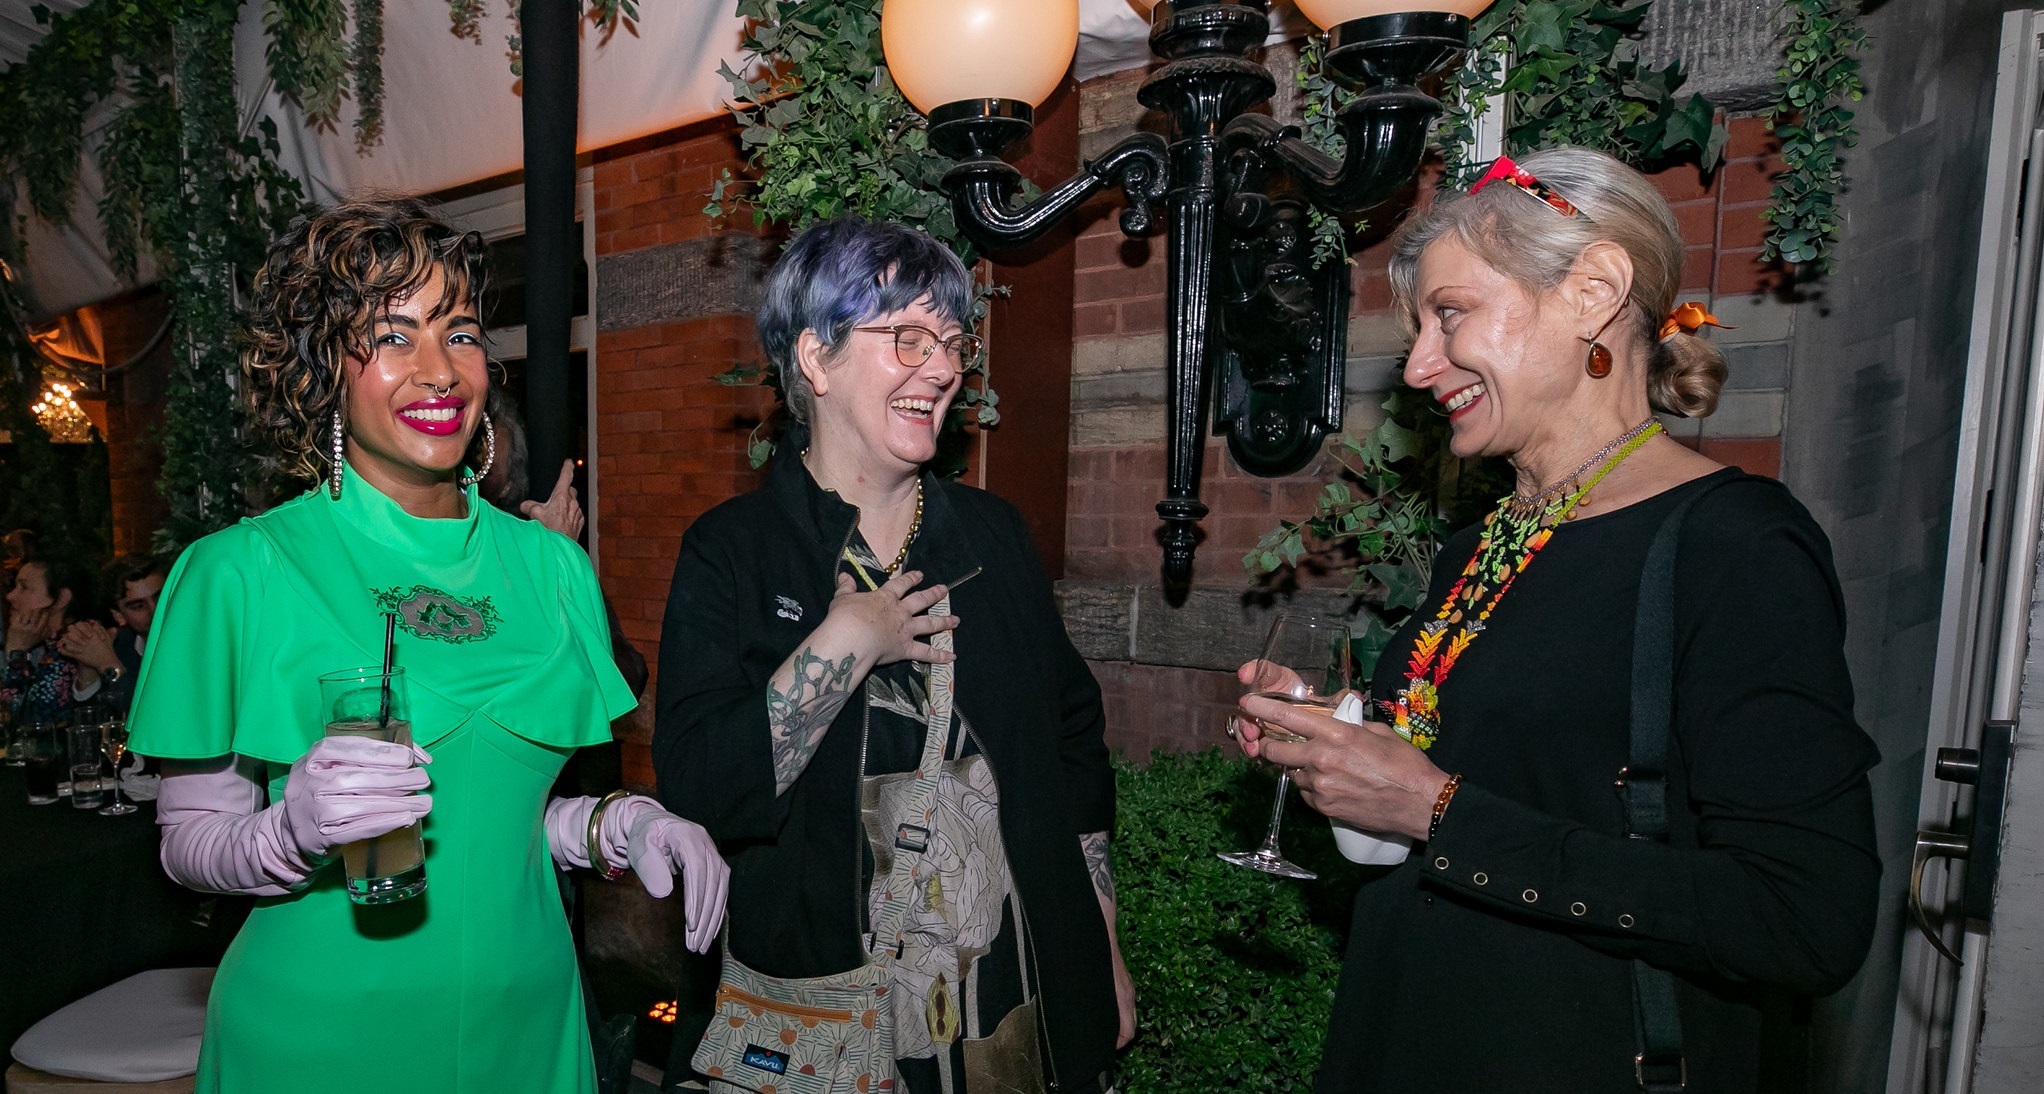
[1469,155,1579,217]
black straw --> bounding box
[377,613,397,728]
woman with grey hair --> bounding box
[1234,148,1880,1093]
[655,217,1129,1094]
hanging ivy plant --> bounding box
[1436,0,1726,180]
[1763,0,1865,271]
[447,0,484,42]
[350,0,386,151]
[0,0,309,555]
[264,0,350,132]
[705,0,969,254]
[1294,34,1362,270]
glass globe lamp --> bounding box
[882,0,1080,124]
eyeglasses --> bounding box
[852,324,985,371]
[1469,155,1579,217]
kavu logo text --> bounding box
[374,585,501,644]
[741,1045,789,1074]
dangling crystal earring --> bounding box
[1585,341,1613,378]
[328,408,345,499]
[459,415,496,487]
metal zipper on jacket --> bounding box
[960,716,1065,1093]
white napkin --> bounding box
[116,753,159,802]
[1327,694,1413,866]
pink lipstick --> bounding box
[396,396,465,436]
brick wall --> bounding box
[589,125,774,790]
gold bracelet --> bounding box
[1428,774,1464,844]
[586,789,631,881]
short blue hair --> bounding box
[757,217,976,423]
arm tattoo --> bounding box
[1080,831,1116,906]
[767,646,857,796]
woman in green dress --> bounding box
[127,197,728,1094]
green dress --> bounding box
[127,464,638,1094]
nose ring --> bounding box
[429,384,451,398]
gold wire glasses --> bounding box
[852,324,986,371]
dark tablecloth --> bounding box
[0,766,243,1054]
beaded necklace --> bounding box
[1386,419,1663,750]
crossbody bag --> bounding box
[694,597,956,1094]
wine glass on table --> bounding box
[98,716,136,816]
[1219,613,1352,880]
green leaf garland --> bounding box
[351,0,386,153]
[1436,0,1726,181]
[264,0,350,129]
[1763,0,1866,271]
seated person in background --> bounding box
[0,528,34,638]
[59,553,169,714]
[4,552,97,719]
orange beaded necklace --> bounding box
[1387,419,1662,750]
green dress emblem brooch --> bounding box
[375,585,501,644]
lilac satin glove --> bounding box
[542,794,729,953]
[624,806,729,953]
[278,735,433,860]
[157,740,429,897]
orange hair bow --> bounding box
[1659,301,1733,340]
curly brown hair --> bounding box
[242,195,491,481]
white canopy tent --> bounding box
[3,0,1306,317]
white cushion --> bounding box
[11,968,213,1082]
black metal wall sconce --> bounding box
[882,0,1487,584]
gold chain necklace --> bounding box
[886,480,925,574]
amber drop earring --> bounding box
[1585,341,1613,378]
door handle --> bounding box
[1908,723,2018,965]
[1910,829,1970,963]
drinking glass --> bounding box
[1218,614,1352,880]
[67,722,108,810]
[99,717,137,816]
[21,720,61,805]
[1,706,19,767]
[318,667,426,904]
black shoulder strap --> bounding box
[1625,474,1740,1093]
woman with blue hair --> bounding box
[656,217,1130,1094]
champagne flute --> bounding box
[1219,613,1352,880]
[99,717,137,816]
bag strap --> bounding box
[865,594,956,961]
[1623,476,1742,1093]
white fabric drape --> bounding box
[7,0,1285,316]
